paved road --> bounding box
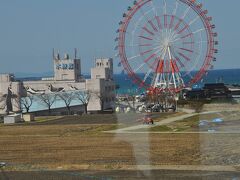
[109,113,198,133]
[108,111,222,133]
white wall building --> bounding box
[0,51,115,115]
[87,58,115,111]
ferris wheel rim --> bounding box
[118,0,217,92]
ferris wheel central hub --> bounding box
[161,30,176,47]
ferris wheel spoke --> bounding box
[148,20,158,32]
[193,28,205,34]
[170,32,192,43]
[143,53,157,63]
[141,45,163,55]
[178,52,191,61]
[150,57,160,71]
[189,16,200,26]
[175,45,200,56]
[128,46,163,62]
[164,15,168,28]
[134,62,146,73]
[141,49,154,56]
[183,40,207,45]
[169,16,175,29]
[181,33,193,39]
[127,44,152,47]
[178,47,194,53]
[173,1,179,15]
[175,56,185,68]
[155,16,163,31]
[128,54,141,61]
[181,6,191,20]
[130,8,155,41]
[172,52,191,75]
[142,26,155,36]
[139,7,155,28]
[150,0,159,17]
[177,24,189,34]
[173,55,193,79]
[139,35,153,41]
[174,19,183,31]
[163,0,167,15]
[143,69,153,83]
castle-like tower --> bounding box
[53,49,81,81]
[91,58,113,80]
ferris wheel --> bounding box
[116,0,218,93]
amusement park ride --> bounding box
[115,0,218,108]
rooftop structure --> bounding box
[0,74,15,83]
[53,49,82,81]
[91,58,113,80]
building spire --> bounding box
[57,50,60,60]
[74,48,77,59]
[52,48,55,60]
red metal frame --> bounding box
[118,0,217,92]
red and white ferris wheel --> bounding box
[116,0,218,93]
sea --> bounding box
[114,69,240,95]
[17,69,240,95]
[16,69,240,112]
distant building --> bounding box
[203,83,229,99]
[87,58,115,111]
[0,50,115,115]
[185,83,240,100]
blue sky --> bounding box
[0,0,239,75]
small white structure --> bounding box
[23,114,35,122]
[4,114,22,124]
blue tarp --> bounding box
[212,118,224,123]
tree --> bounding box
[0,92,20,114]
[11,94,21,113]
[57,92,75,115]
[20,94,34,113]
[75,90,91,114]
[37,93,57,115]
[94,91,106,112]
[0,95,6,111]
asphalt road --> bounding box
[1,169,240,180]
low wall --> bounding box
[31,105,85,116]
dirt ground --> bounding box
[0,114,239,179]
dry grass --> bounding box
[0,114,239,171]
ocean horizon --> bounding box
[14,68,240,95]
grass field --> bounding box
[0,113,239,179]
[149,111,240,132]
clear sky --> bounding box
[0,0,239,75]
